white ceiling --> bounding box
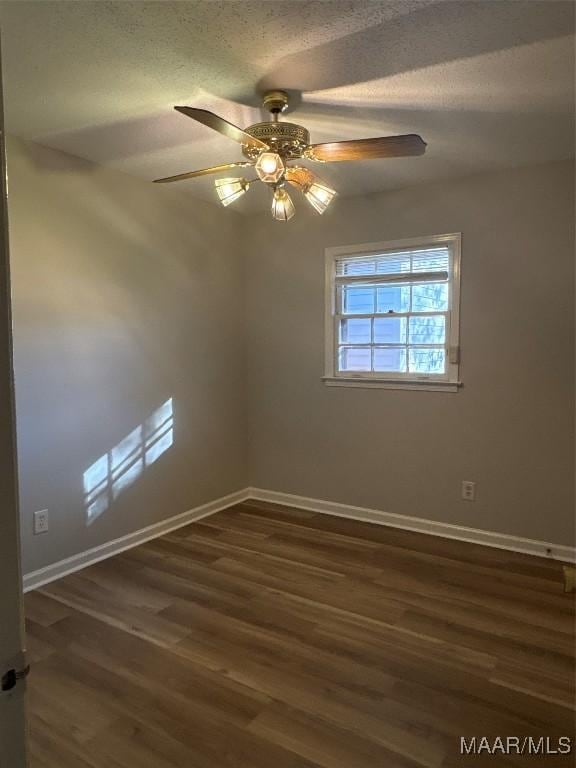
[0,0,573,212]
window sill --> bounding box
[322,376,462,392]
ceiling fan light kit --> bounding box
[214,177,250,206]
[255,152,285,183]
[271,187,295,221]
[154,90,426,221]
[303,179,337,214]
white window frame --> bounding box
[324,233,462,392]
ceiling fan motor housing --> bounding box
[242,122,310,160]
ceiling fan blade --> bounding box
[153,162,254,184]
[285,166,316,190]
[174,107,268,150]
[306,134,426,162]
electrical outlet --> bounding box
[33,509,49,535]
[461,481,476,501]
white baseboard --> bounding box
[23,486,574,592]
[247,487,576,564]
[23,488,251,592]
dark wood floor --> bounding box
[25,501,575,767]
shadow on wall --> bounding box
[83,398,174,526]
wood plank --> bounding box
[26,501,575,767]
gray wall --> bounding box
[244,161,575,546]
[9,145,574,575]
[8,136,247,574]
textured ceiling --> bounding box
[0,0,574,212]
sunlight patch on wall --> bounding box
[83,398,174,525]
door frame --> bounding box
[0,34,29,768]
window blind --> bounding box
[335,245,449,285]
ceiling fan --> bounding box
[153,90,426,221]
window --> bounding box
[324,234,461,391]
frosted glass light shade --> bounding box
[271,188,295,221]
[255,152,285,183]
[214,177,249,206]
[304,180,336,214]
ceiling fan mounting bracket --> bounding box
[262,89,290,115]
